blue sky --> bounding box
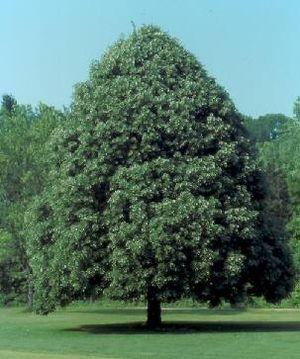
[1,0,299,117]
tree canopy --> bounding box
[260,119,300,241]
[0,98,64,305]
[244,113,291,143]
[294,97,300,121]
[27,26,294,327]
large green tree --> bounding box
[28,26,294,328]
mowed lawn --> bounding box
[1,304,300,359]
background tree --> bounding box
[262,164,292,233]
[257,102,300,303]
[1,94,17,115]
[259,118,300,238]
[244,113,291,143]
[0,98,64,305]
[294,97,300,121]
[28,26,294,328]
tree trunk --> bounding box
[27,281,34,310]
[26,270,34,310]
[146,288,161,329]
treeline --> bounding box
[245,99,300,304]
[0,93,299,307]
[0,96,65,305]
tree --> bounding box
[244,113,291,143]
[260,118,300,237]
[1,94,17,115]
[248,98,300,304]
[262,164,292,243]
[0,100,64,305]
[258,113,300,296]
[294,97,300,121]
[28,26,294,328]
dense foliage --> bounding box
[245,100,300,304]
[260,123,300,237]
[294,97,300,121]
[244,113,291,143]
[26,26,294,326]
[0,97,64,304]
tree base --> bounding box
[146,295,162,329]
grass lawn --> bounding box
[1,303,300,359]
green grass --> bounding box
[2,304,300,358]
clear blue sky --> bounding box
[1,0,299,117]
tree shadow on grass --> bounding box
[69,308,244,316]
[65,321,300,335]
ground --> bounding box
[1,303,300,359]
